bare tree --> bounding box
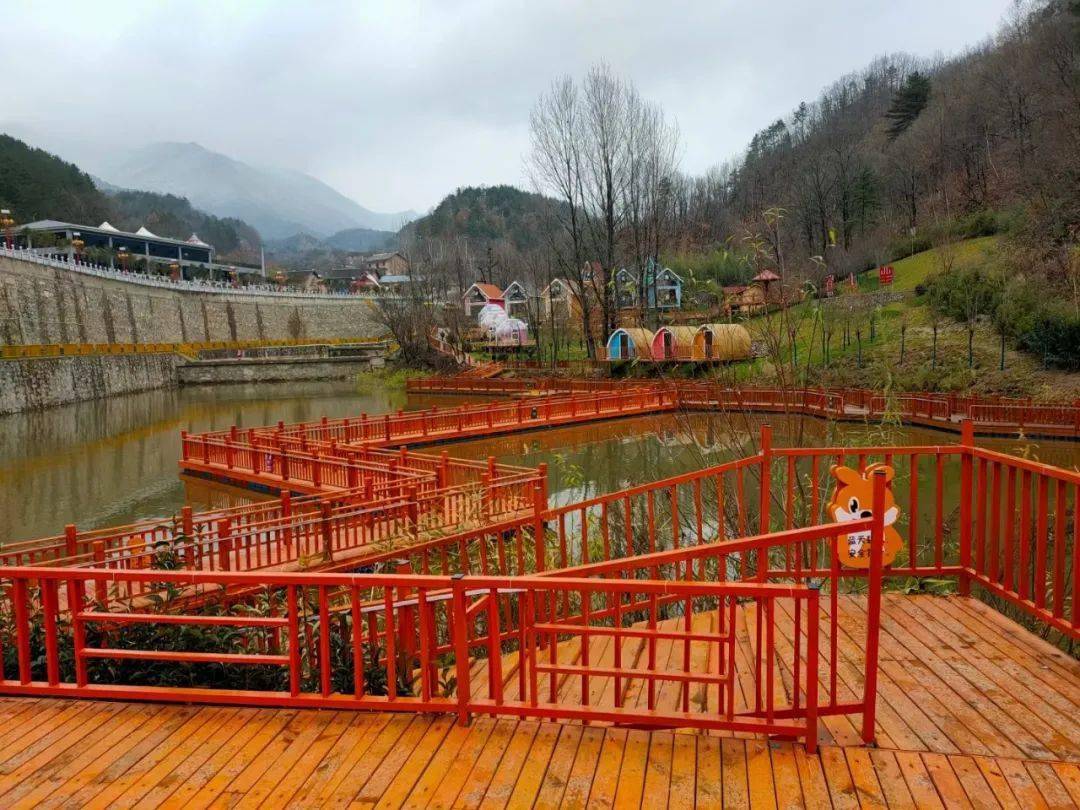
[527,64,681,353]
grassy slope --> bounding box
[724,236,1080,400]
[500,236,1078,399]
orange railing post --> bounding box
[958,420,974,597]
[281,491,293,554]
[12,577,31,684]
[217,519,233,571]
[805,585,820,754]
[320,502,334,561]
[181,506,196,568]
[64,524,77,558]
[861,468,887,746]
[757,425,773,581]
[537,462,549,510]
[92,542,107,606]
[451,577,472,726]
[406,486,419,533]
[533,484,547,571]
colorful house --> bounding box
[502,281,530,319]
[692,324,752,361]
[539,278,579,321]
[615,262,683,312]
[606,328,655,361]
[650,325,699,360]
[463,283,505,317]
[644,263,683,310]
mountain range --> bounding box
[93,142,417,240]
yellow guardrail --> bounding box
[0,336,386,360]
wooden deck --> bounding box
[0,595,1077,808]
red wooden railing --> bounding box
[0,494,880,750]
[965,445,1080,639]
[1,405,1077,749]
[407,376,1080,438]
[326,427,1077,644]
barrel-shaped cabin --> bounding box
[650,326,698,361]
[692,324,752,361]
[606,328,655,361]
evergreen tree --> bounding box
[884,72,931,139]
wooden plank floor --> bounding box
[0,595,1076,808]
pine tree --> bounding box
[884,72,931,140]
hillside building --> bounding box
[463,282,505,317]
[19,219,227,275]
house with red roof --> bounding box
[463,282,506,317]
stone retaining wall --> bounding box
[0,256,386,346]
[177,356,384,385]
[0,354,180,414]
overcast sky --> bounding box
[1,0,1015,214]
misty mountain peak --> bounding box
[97,142,416,239]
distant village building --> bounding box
[539,278,580,321]
[502,281,530,318]
[614,268,638,310]
[314,266,367,291]
[361,251,409,277]
[284,270,327,291]
[614,263,683,312]
[349,271,381,292]
[646,264,682,310]
[462,282,505,317]
[377,274,412,291]
[722,269,781,316]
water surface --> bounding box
[2,382,1076,543]
[0,380,475,541]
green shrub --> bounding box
[1016,310,1080,371]
[923,266,1004,322]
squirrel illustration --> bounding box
[826,463,903,568]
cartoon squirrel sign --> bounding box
[826,463,903,568]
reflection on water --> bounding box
[449,411,1080,507]
[2,384,1077,543]
[0,380,479,542]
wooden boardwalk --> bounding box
[0,595,1077,808]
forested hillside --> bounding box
[678,1,1079,277]
[664,0,1080,367]
[108,190,260,259]
[497,1,1080,367]
[402,185,564,294]
[0,134,110,225]
[408,185,561,251]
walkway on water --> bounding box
[1,595,1077,808]
[407,377,1080,440]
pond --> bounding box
[0,379,476,542]
[2,379,1076,544]
[448,410,1080,507]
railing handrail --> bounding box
[0,245,382,300]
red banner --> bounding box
[878,265,894,285]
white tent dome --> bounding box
[494,318,529,344]
[477,303,508,328]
